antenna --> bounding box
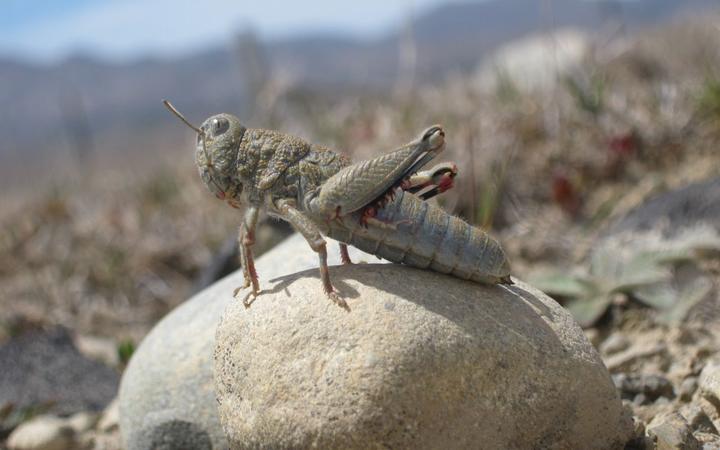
[162,99,225,197]
[163,99,202,134]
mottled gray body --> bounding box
[313,190,510,284]
[163,100,511,307]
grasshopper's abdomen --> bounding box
[328,190,512,284]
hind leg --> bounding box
[405,162,458,200]
[307,125,446,219]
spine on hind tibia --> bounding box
[328,190,511,284]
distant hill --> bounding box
[0,0,717,179]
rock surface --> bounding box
[214,263,632,450]
[0,327,119,416]
[118,234,380,450]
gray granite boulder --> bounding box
[214,264,633,450]
[595,177,720,323]
[0,327,118,417]
[118,234,379,450]
[602,177,720,238]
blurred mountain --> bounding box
[0,0,717,179]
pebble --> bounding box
[600,333,631,355]
[680,377,700,402]
[680,403,719,434]
[646,412,700,450]
[613,373,675,403]
[6,415,76,450]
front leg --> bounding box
[276,199,348,310]
[234,206,260,306]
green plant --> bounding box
[563,73,605,117]
[530,236,717,327]
[117,339,136,366]
[697,77,720,122]
[494,68,520,104]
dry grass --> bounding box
[1,17,719,343]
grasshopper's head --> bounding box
[163,100,246,202]
[195,113,246,201]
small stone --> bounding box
[680,377,700,402]
[700,361,720,411]
[632,414,647,437]
[646,412,701,450]
[611,292,629,306]
[634,393,649,406]
[215,265,632,449]
[584,328,601,348]
[83,431,122,450]
[698,397,720,431]
[74,335,120,368]
[613,373,675,402]
[600,333,630,355]
[98,398,119,433]
[66,411,98,434]
[6,415,76,450]
[679,403,718,434]
[694,431,720,449]
[631,397,675,426]
[604,343,667,372]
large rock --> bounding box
[118,234,379,450]
[602,177,720,238]
[595,177,720,323]
[475,28,589,93]
[0,327,118,417]
[214,264,632,449]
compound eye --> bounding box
[212,118,230,136]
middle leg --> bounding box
[276,199,349,310]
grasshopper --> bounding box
[163,100,512,309]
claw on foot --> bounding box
[326,290,349,311]
[339,243,353,265]
[234,285,260,308]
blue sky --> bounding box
[1,0,452,62]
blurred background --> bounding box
[2,0,720,446]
